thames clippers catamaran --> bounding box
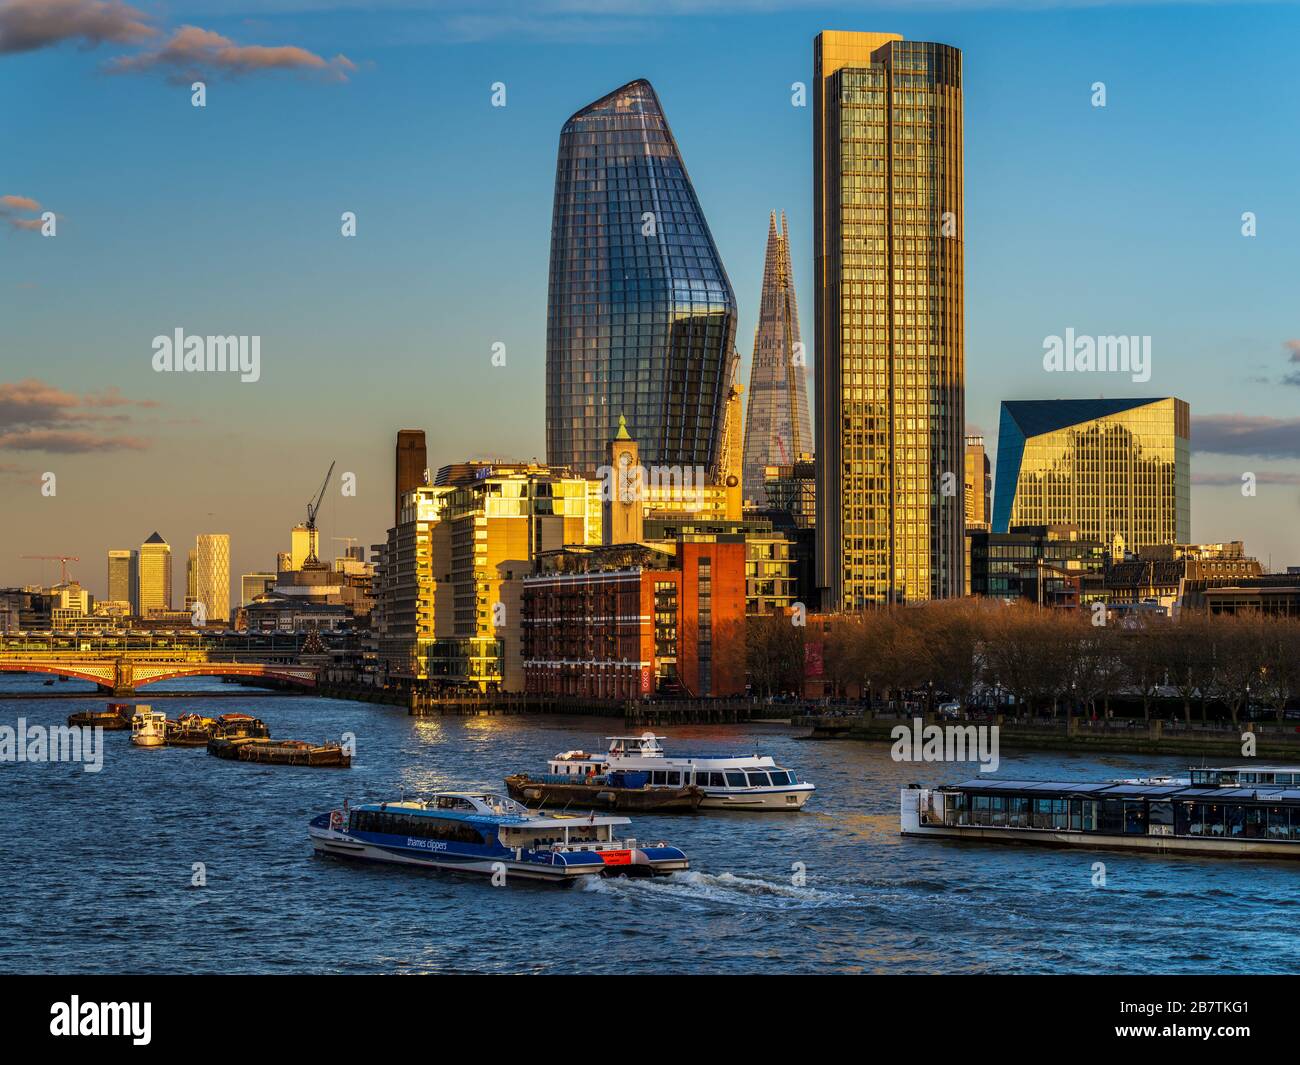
[541,733,815,810]
[309,791,689,882]
[901,765,1300,859]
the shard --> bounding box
[742,212,812,506]
[545,79,737,478]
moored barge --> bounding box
[208,736,349,767]
[166,713,218,746]
[902,765,1300,860]
[67,703,133,730]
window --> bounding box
[725,772,747,788]
[746,772,771,787]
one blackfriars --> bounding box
[546,79,738,479]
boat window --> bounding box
[769,770,794,786]
[666,772,680,786]
[1244,806,1267,839]
[1099,800,1124,834]
[725,772,747,788]
[651,771,666,785]
[1187,802,1224,836]
[707,772,724,787]
[1007,796,1029,828]
[1227,805,1246,838]
[746,772,770,787]
[1123,801,1146,835]
[1148,801,1174,828]
[971,794,991,826]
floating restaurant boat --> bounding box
[211,713,270,740]
[902,765,1300,860]
[504,766,704,812]
[548,733,815,811]
[67,703,133,730]
[129,706,167,748]
[165,712,218,746]
[309,792,688,882]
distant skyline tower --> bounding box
[195,533,231,622]
[742,211,812,506]
[138,532,171,617]
[964,435,991,532]
[106,549,137,614]
[546,78,738,479]
[395,429,429,527]
[814,31,965,608]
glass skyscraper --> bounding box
[742,212,812,507]
[546,79,737,478]
[992,398,1192,554]
[814,31,965,608]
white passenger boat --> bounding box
[309,791,689,883]
[130,706,167,748]
[548,733,815,811]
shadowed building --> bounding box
[814,31,965,608]
[395,429,428,527]
[993,398,1191,554]
[546,79,738,479]
[742,212,812,506]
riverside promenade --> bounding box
[799,709,1300,759]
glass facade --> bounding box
[742,212,812,506]
[992,398,1191,553]
[546,79,737,478]
[814,32,965,609]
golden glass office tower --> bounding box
[814,31,965,608]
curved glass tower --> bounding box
[546,79,737,478]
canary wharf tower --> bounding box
[546,79,738,477]
[814,32,965,608]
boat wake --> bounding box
[577,869,852,910]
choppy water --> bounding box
[2,675,1297,974]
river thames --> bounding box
[3,675,1297,975]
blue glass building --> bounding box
[993,398,1191,553]
[545,79,738,478]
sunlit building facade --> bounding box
[814,31,966,608]
[138,532,172,617]
[742,212,812,506]
[195,533,231,622]
[546,78,738,479]
[992,398,1191,554]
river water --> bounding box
[2,675,1296,974]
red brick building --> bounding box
[522,538,745,698]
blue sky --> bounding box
[3,0,1299,594]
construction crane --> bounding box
[22,554,79,585]
[303,461,336,567]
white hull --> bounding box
[131,734,165,747]
[699,786,814,810]
[900,821,1300,860]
